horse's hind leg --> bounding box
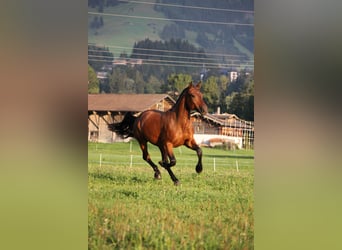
[139,141,161,179]
[158,144,179,185]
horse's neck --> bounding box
[171,95,190,123]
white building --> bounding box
[229,71,238,82]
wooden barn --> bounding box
[192,113,254,149]
[88,94,175,143]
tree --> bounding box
[244,95,254,121]
[124,78,135,93]
[160,24,185,41]
[224,92,237,111]
[119,51,128,59]
[88,65,99,94]
[88,45,114,72]
[131,39,208,81]
[167,73,192,94]
[202,76,219,113]
[228,92,254,121]
[218,74,229,91]
[146,75,161,93]
[228,92,244,117]
[109,67,126,93]
[218,75,230,112]
[134,71,145,93]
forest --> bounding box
[156,0,254,53]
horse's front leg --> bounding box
[185,139,203,173]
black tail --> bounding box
[108,112,136,138]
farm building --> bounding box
[88,94,254,148]
[192,113,254,149]
[88,94,175,143]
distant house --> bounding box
[113,59,128,66]
[229,71,238,82]
[113,58,143,67]
[129,59,143,66]
[96,71,109,79]
[88,94,175,143]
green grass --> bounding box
[88,141,254,249]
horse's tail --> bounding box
[108,112,136,138]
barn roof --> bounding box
[88,94,175,112]
[192,112,254,128]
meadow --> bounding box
[88,141,254,249]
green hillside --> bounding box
[88,0,254,59]
[88,2,173,57]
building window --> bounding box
[89,131,99,142]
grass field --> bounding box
[88,141,254,249]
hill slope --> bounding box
[88,0,254,60]
[88,2,173,57]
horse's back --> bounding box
[134,110,163,144]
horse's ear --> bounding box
[196,81,202,89]
[188,82,193,88]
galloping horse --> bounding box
[108,82,208,185]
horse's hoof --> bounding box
[174,180,180,186]
[196,164,203,173]
[154,173,162,180]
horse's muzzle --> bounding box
[198,104,208,116]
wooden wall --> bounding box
[88,111,125,143]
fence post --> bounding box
[130,155,133,168]
[213,158,216,172]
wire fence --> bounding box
[88,152,254,173]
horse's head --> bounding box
[186,82,208,115]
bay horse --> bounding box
[108,82,208,185]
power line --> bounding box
[88,44,249,58]
[88,54,253,67]
[121,52,251,63]
[88,58,254,69]
[88,50,254,63]
[88,12,254,26]
[88,57,254,69]
[135,61,254,69]
[118,0,254,14]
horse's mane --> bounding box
[170,85,190,112]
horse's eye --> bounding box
[190,94,195,98]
